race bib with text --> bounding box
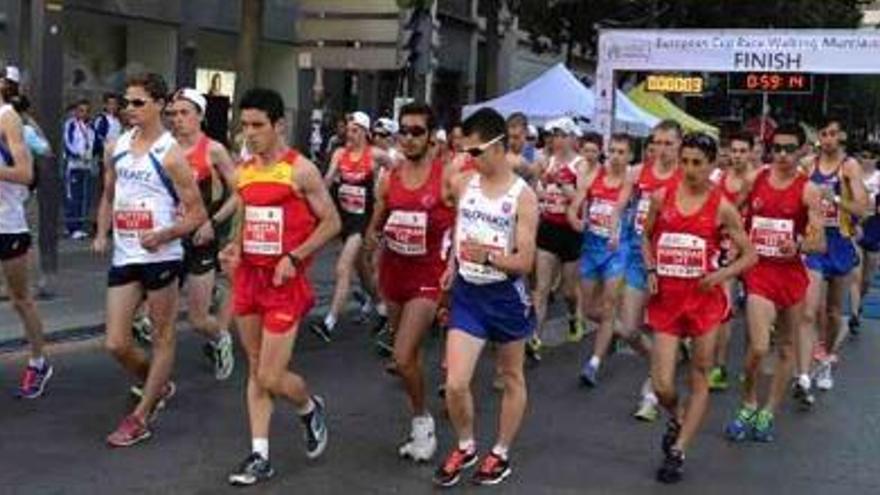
[656,232,707,278]
[243,206,284,255]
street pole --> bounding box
[31,0,65,291]
[175,0,198,89]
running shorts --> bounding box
[536,220,581,263]
[805,232,858,278]
[623,244,647,291]
[0,233,31,261]
[182,238,218,276]
[379,254,444,305]
[340,211,370,241]
[580,243,624,281]
[744,261,808,309]
[449,276,535,344]
[233,263,315,334]
[646,284,728,338]
[108,261,182,292]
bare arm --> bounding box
[208,141,239,224]
[841,158,868,218]
[364,171,390,252]
[290,156,341,260]
[640,190,664,273]
[490,187,539,277]
[323,148,342,187]
[0,109,33,184]
[156,145,208,242]
[711,200,758,282]
[801,182,827,254]
[93,142,118,250]
[567,178,589,232]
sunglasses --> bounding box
[399,125,428,138]
[464,134,505,158]
[122,98,150,109]
[772,143,800,154]
[373,131,391,139]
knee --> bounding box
[148,322,175,347]
[105,335,131,358]
[499,367,526,392]
[256,366,281,393]
[335,260,352,281]
[188,313,211,332]
[749,340,770,360]
[653,378,675,402]
[9,294,35,315]
[444,375,471,399]
[393,347,418,375]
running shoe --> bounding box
[848,314,861,338]
[148,381,177,422]
[132,315,153,346]
[567,317,585,343]
[472,452,512,486]
[708,366,729,392]
[752,409,775,443]
[792,380,815,411]
[579,361,599,388]
[525,335,542,363]
[633,397,659,422]
[301,396,328,459]
[106,414,151,447]
[374,323,394,357]
[399,415,437,462]
[212,333,235,381]
[661,419,681,456]
[209,284,225,315]
[815,360,834,391]
[724,405,756,442]
[228,452,274,486]
[308,320,333,343]
[656,447,685,484]
[16,361,53,399]
[433,447,478,487]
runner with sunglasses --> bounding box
[365,102,455,463]
[0,66,52,399]
[724,123,825,444]
[643,132,756,483]
[311,112,391,342]
[567,133,632,387]
[433,108,538,487]
[798,116,866,399]
[164,88,237,380]
[93,73,207,447]
[621,119,683,422]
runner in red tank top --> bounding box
[723,123,826,445]
[219,89,340,487]
[642,133,756,484]
[707,131,758,392]
[312,112,393,342]
[364,102,456,463]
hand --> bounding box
[218,243,241,275]
[193,221,216,247]
[139,230,165,252]
[698,270,726,292]
[92,235,108,256]
[364,229,380,253]
[272,255,298,287]
[647,272,658,296]
[778,237,798,257]
[461,244,490,265]
[440,265,455,292]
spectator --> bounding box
[91,92,122,161]
[62,98,94,239]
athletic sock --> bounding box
[29,356,46,369]
[588,356,601,369]
[296,397,316,416]
[458,438,476,453]
[324,314,337,331]
[252,438,269,460]
[491,444,509,460]
[798,374,811,389]
[376,302,388,317]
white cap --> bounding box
[176,88,206,114]
[435,129,448,142]
[3,66,21,84]
[546,117,578,136]
[527,124,538,139]
[374,117,398,135]
[349,111,371,131]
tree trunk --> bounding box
[234,0,263,117]
[484,0,500,97]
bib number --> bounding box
[634,197,651,235]
[338,184,367,214]
[384,210,427,256]
[750,216,794,258]
[243,206,284,255]
[656,232,707,279]
[587,199,615,238]
[114,198,155,238]
[821,197,839,227]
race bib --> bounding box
[634,197,651,235]
[114,198,155,237]
[338,183,367,214]
[540,187,568,215]
[243,206,283,255]
[750,216,794,258]
[587,199,615,238]
[821,197,839,227]
[656,232,707,279]
[384,210,427,256]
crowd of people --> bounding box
[1,64,879,487]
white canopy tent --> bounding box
[462,63,659,136]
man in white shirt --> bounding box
[63,99,95,239]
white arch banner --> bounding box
[595,29,880,140]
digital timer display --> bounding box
[728,72,813,94]
[645,75,705,94]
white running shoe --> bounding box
[398,415,437,462]
[213,333,235,381]
[634,396,659,422]
[815,361,834,391]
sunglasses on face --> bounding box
[464,134,505,158]
[373,131,391,139]
[772,143,800,154]
[122,98,149,109]
[399,125,428,138]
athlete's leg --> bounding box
[256,327,312,409]
[444,329,486,444]
[133,282,179,419]
[2,253,45,359]
[651,333,681,421]
[326,234,363,327]
[237,315,272,442]
[715,279,734,368]
[617,286,651,358]
[673,328,717,452]
[495,338,527,449]
[532,249,560,339]
[826,273,850,355]
[393,298,438,415]
[105,283,150,380]
[561,260,580,323]
[796,270,824,381]
[766,302,802,413]
[849,247,864,321]
[741,295,777,408]
[186,269,222,338]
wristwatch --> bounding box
[286,252,302,269]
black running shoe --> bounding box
[301,396,328,459]
[849,314,861,337]
[661,419,681,456]
[472,452,512,486]
[308,320,333,343]
[792,381,815,411]
[228,453,274,486]
[433,448,478,487]
[656,448,684,484]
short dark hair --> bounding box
[239,88,285,123]
[399,102,435,131]
[581,131,603,148]
[728,130,755,148]
[75,98,90,108]
[11,94,30,114]
[125,72,169,102]
[772,122,806,146]
[681,132,718,162]
[103,92,118,103]
[817,113,843,131]
[610,133,633,150]
[506,112,528,129]
[462,108,506,143]
[653,119,683,139]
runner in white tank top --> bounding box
[93,73,207,448]
[0,75,52,399]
